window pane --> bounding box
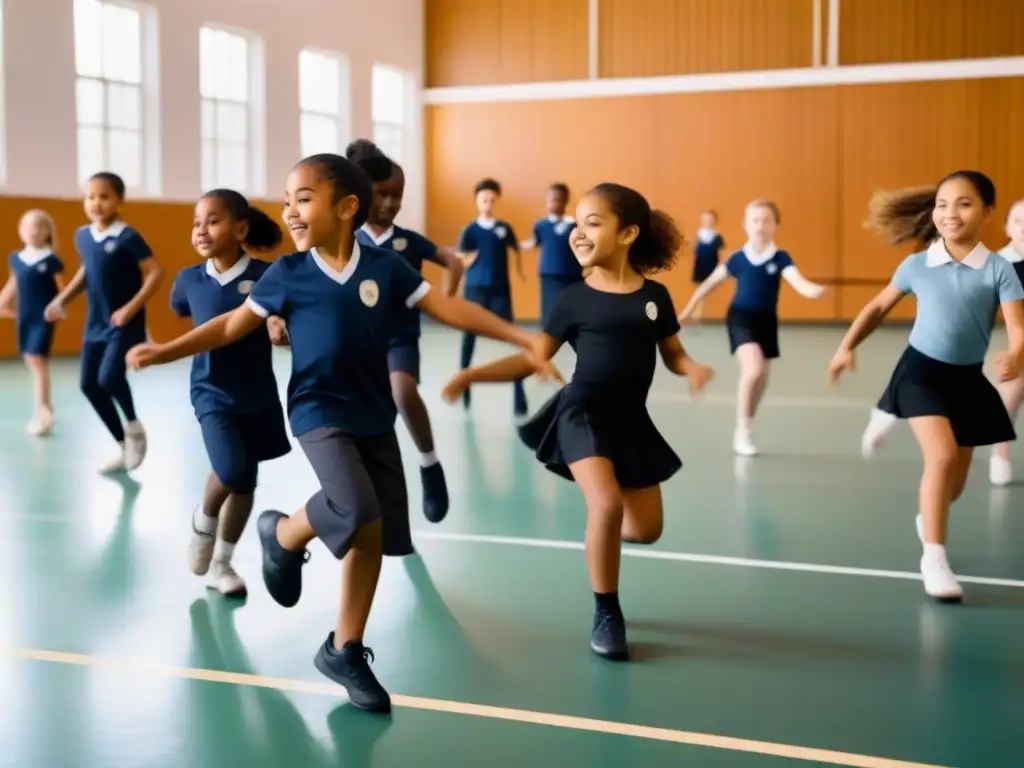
[73,0,103,77]
[227,33,249,102]
[102,3,141,83]
[106,83,141,130]
[76,78,105,126]
[217,140,248,191]
[201,138,216,192]
[301,112,338,156]
[200,98,215,139]
[107,128,141,188]
[372,122,402,164]
[77,126,106,186]
[216,101,247,143]
[199,27,216,98]
[300,50,339,114]
[371,65,404,125]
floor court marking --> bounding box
[412,531,1024,589]
[5,646,945,768]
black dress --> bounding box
[517,279,682,489]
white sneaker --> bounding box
[861,408,897,459]
[99,445,128,474]
[207,560,246,597]
[25,407,54,437]
[989,455,1013,486]
[187,528,216,576]
[733,428,758,457]
[920,547,963,602]
[124,422,147,470]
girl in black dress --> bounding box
[442,183,714,661]
[689,209,724,322]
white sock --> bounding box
[126,420,144,434]
[194,508,218,535]
[213,540,235,563]
[420,450,439,468]
[736,418,752,433]
[923,542,946,557]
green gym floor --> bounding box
[1,325,1021,768]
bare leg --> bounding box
[620,485,664,544]
[990,377,1024,484]
[23,354,54,435]
[734,343,767,456]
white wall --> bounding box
[0,0,425,228]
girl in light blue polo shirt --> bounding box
[827,171,1024,604]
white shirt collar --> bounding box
[547,214,573,224]
[476,216,496,230]
[925,240,990,269]
[360,223,395,247]
[17,246,53,265]
[742,241,777,266]
[310,241,361,285]
[696,227,718,244]
[998,243,1024,264]
[89,220,127,242]
[205,254,251,286]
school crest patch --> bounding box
[496,225,507,239]
[766,262,778,275]
[392,238,408,252]
[645,301,658,321]
[103,240,117,253]
[359,279,380,307]
[36,263,47,273]
[238,280,254,295]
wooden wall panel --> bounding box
[840,0,1024,65]
[425,0,589,88]
[598,0,815,79]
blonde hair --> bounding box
[745,199,781,224]
[19,209,58,251]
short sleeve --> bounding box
[408,230,444,266]
[996,258,1024,303]
[502,223,519,250]
[247,260,288,318]
[122,229,153,262]
[715,235,725,250]
[542,287,578,343]
[389,253,430,310]
[652,282,681,340]
[457,225,477,252]
[169,272,191,318]
[532,222,542,244]
[725,251,742,277]
[892,254,917,293]
[51,255,65,273]
[775,251,794,270]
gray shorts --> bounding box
[297,427,412,559]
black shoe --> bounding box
[256,510,309,608]
[421,463,449,524]
[590,608,628,661]
[314,633,391,713]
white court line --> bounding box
[4,646,946,768]
[648,392,875,409]
[412,531,1024,589]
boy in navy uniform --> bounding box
[521,183,582,323]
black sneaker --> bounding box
[256,510,309,608]
[314,633,391,713]
[590,608,628,661]
[421,463,449,524]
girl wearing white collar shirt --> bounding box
[0,210,64,436]
[678,200,825,456]
[828,171,1024,603]
[990,199,1024,486]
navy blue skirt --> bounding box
[18,319,55,356]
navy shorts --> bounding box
[18,319,55,356]
[199,403,292,493]
[388,338,420,382]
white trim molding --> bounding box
[424,56,1024,105]
[812,0,822,68]
[587,0,599,79]
[827,0,840,67]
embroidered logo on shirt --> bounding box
[765,263,778,275]
[496,226,507,239]
[103,240,117,253]
[238,280,254,295]
[645,301,658,321]
[392,238,408,252]
[36,263,47,273]
[359,279,380,307]
[554,221,571,235]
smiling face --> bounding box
[569,192,635,269]
[1005,200,1024,251]
[369,167,405,229]
[282,162,359,252]
[933,176,990,245]
[192,196,247,260]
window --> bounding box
[371,64,410,163]
[299,49,348,157]
[73,0,144,189]
[199,26,252,192]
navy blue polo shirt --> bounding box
[458,218,518,288]
[170,255,281,418]
[74,221,152,343]
[356,223,442,343]
[9,248,63,326]
[533,215,581,278]
[245,242,430,437]
[726,246,794,314]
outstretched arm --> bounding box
[782,265,826,299]
[996,300,1024,381]
[127,303,266,369]
[678,264,728,320]
[113,257,164,326]
[49,265,87,314]
[433,246,464,297]
[0,275,16,318]
[827,283,906,384]
[416,289,534,351]
[442,335,563,403]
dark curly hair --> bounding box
[589,183,683,274]
[345,139,394,183]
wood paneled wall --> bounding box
[424,77,1024,323]
[839,0,1024,65]
[0,198,292,359]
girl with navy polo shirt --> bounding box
[443,183,715,661]
[347,139,464,525]
[127,153,547,714]
[520,183,583,323]
[990,198,1024,486]
[170,189,291,597]
[45,172,164,473]
[457,177,528,416]
[829,171,1024,602]
[0,210,64,436]
[679,200,825,456]
[689,209,725,323]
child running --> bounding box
[170,189,292,597]
[828,171,1024,602]
[442,183,714,661]
[126,153,548,712]
[0,210,64,436]
[678,200,826,456]
[347,139,464,524]
[520,183,583,323]
[45,172,163,472]
[688,209,725,323]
